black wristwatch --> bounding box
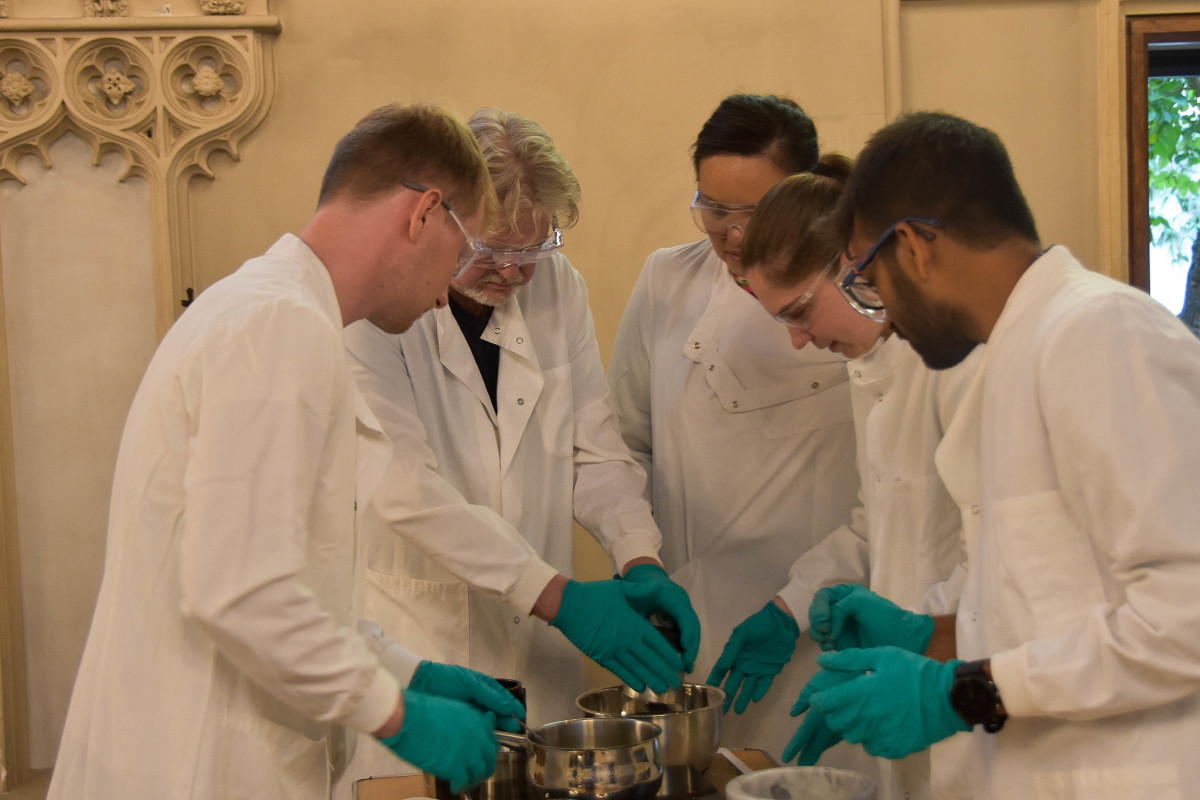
[949,659,1007,733]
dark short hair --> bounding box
[691,93,819,178]
[742,153,854,287]
[318,103,494,221]
[830,111,1039,250]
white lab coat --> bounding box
[939,246,1200,799]
[607,240,863,765]
[780,334,977,800]
[345,253,662,725]
[48,235,401,800]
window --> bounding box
[1127,15,1200,334]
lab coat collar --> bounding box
[987,245,1073,350]
[265,235,389,454]
[267,233,344,333]
[432,292,545,473]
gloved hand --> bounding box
[707,601,799,713]
[782,667,854,765]
[622,563,701,671]
[379,688,497,794]
[410,661,526,733]
[808,583,934,654]
[805,647,970,760]
[551,579,688,693]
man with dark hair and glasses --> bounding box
[339,109,699,792]
[791,111,1200,799]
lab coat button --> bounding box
[513,616,520,624]
[971,612,979,622]
[811,381,820,390]
[708,364,714,371]
[494,327,501,334]
[853,370,862,378]
[692,341,701,349]
[730,400,739,409]
[516,337,524,344]
[517,398,525,406]
[971,504,980,514]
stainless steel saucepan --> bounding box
[495,716,663,800]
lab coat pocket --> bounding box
[704,353,851,439]
[993,491,1106,642]
[214,710,329,800]
[889,471,963,586]
[363,567,469,665]
[1031,765,1181,800]
[536,364,573,458]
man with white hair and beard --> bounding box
[338,108,698,789]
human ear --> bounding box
[404,187,443,243]
[894,222,935,282]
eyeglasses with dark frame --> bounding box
[400,180,480,277]
[836,217,942,321]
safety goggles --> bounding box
[690,192,757,239]
[400,180,480,277]
[837,217,942,321]
[772,257,837,329]
[472,221,564,270]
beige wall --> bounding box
[189,0,889,364]
[3,0,1189,772]
[901,0,1103,270]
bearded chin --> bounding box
[887,261,978,371]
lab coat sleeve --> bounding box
[990,295,1200,720]
[347,323,559,615]
[606,255,656,499]
[775,501,871,631]
[358,619,423,685]
[178,301,398,736]
[562,266,662,571]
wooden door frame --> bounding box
[1126,13,1200,291]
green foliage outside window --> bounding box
[1148,76,1200,332]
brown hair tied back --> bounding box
[741,152,854,287]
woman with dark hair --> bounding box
[606,94,862,764]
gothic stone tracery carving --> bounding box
[0,19,277,335]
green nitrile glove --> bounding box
[806,647,970,760]
[379,689,497,794]
[550,579,687,693]
[622,563,702,672]
[783,667,853,765]
[707,602,800,714]
[409,661,526,733]
[808,583,934,653]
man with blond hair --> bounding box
[343,109,698,757]
[49,103,524,800]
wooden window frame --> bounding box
[1126,13,1200,291]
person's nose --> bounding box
[788,327,813,350]
[726,224,746,246]
[492,261,522,281]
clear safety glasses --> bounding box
[690,192,757,240]
[400,180,480,277]
[473,221,564,270]
[836,217,942,322]
[772,257,837,330]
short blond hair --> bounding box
[319,103,497,226]
[468,108,581,237]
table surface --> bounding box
[354,749,780,800]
